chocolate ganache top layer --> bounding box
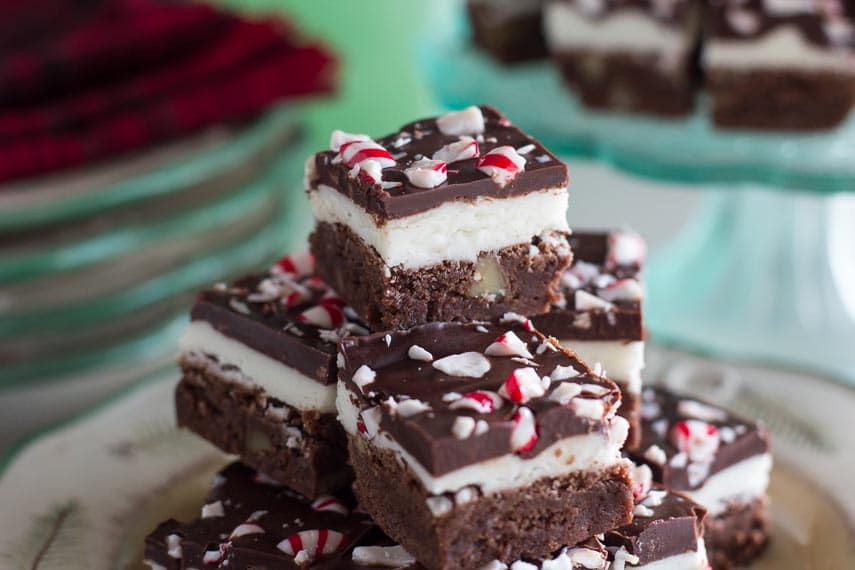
[629,386,771,491]
[307,105,568,220]
[708,0,855,50]
[189,251,368,385]
[532,230,645,341]
[144,462,422,569]
[338,318,622,477]
[606,481,707,564]
[552,0,697,26]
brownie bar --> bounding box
[176,251,368,496]
[704,0,855,131]
[310,222,571,330]
[306,105,572,330]
[175,361,350,499]
[628,386,772,568]
[467,0,548,64]
[337,320,633,569]
[144,462,422,569]
[544,0,702,117]
[532,230,646,449]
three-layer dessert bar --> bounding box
[337,320,633,569]
[307,105,572,330]
[543,0,702,116]
[532,229,646,448]
[629,386,772,569]
[176,252,367,498]
[705,0,855,130]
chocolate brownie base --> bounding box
[310,221,571,330]
[705,498,770,570]
[708,69,855,131]
[555,51,698,117]
[467,1,548,64]
[176,356,351,498]
[347,435,633,570]
[615,381,640,450]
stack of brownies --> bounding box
[146,106,772,569]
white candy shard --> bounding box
[359,406,383,439]
[607,231,646,268]
[351,545,416,567]
[571,398,606,421]
[433,352,492,378]
[432,136,480,163]
[166,534,182,559]
[575,290,614,311]
[201,501,225,519]
[408,344,434,362]
[452,416,477,439]
[677,399,728,422]
[549,382,583,405]
[611,547,640,570]
[477,146,526,187]
[597,278,643,302]
[230,522,265,539]
[485,331,534,359]
[629,462,653,500]
[330,130,370,152]
[352,365,376,392]
[404,158,448,188]
[550,364,581,381]
[393,398,431,417]
[643,444,667,466]
[436,106,485,136]
[426,495,453,516]
[311,496,349,516]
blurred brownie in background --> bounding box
[705,0,855,130]
[467,0,548,63]
[543,0,702,116]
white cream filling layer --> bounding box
[631,538,708,570]
[558,340,644,393]
[337,381,628,496]
[309,184,570,270]
[544,3,688,55]
[179,320,336,413]
[705,27,855,73]
[683,453,772,517]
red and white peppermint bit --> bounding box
[607,231,646,267]
[359,406,382,439]
[575,290,614,311]
[500,368,545,404]
[339,140,395,169]
[500,312,536,331]
[477,146,526,187]
[485,331,534,359]
[598,278,643,302]
[311,495,350,516]
[330,130,370,152]
[273,251,314,277]
[297,303,345,329]
[278,529,345,558]
[230,522,265,539]
[354,159,384,184]
[203,542,230,565]
[432,136,479,163]
[510,407,538,453]
[670,420,720,462]
[404,159,448,188]
[629,463,653,500]
[449,390,503,414]
[436,106,485,136]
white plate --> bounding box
[0,347,853,569]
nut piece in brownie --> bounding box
[628,386,772,569]
[144,462,423,569]
[337,319,633,569]
[705,0,855,130]
[532,229,646,449]
[176,251,368,498]
[543,0,702,116]
[306,105,572,330]
[467,0,549,64]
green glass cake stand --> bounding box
[426,30,855,384]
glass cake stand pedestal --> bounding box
[426,40,855,384]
